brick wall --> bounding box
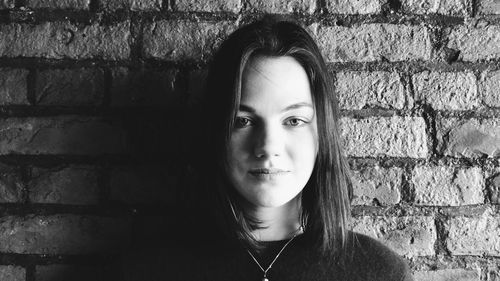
[0,0,499,280]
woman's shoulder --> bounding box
[345,231,414,281]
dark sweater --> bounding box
[121,232,414,281]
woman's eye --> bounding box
[285,118,306,127]
[234,117,253,128]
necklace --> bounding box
[246,226,303,281]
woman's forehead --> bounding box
[240,55,313,108]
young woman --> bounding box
[122,15,413,281]
[184,15,414,281]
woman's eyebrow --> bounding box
[281,102,313,112]
[238,102,314,113]
[238,104,255,113]
[238,103,313,113]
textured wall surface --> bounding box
[0,0,499,280]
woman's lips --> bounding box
[248,168,290,180]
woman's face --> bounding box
[227,55,318,209]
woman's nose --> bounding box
[253,123,283,159]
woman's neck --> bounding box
[249,197,303,241]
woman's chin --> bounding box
[234,179,305,209]
[250,192,300,209]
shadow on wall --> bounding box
[0,67,208,281]
[107,67,211,280]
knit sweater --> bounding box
[121,231,414,281]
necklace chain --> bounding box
[246,226,303,280]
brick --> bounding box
[0,0,15,9]
[0,215,130,254]
[352,216,437,257]
[0,163,23,203]
[414,269,480,281]
[438,117,500,158]
[412,165,484,206]
[110,67,179,107]
[24,0,90,9]
[246,0,316,13]
[490,174,500,204]
[480,70,500,108]
[174,0,241,12]
[447,25,500,62]
[413,71,480,110]
[0,68,29,105]
[35,68,104,106]
[351,166,402,206]
[143,20,234,61]
[340,116,428,158]
[101,0,161,11]
[0,117,127,155]
[0,266,25,281]
[478,0,500,15]
[28,166,99,205]
[487,264,500,281]
[0,21,130,60]
[327,0,382,14]
[316,24,431,62]
[336,71,408,110]
[446,208,500,256]
[36,265,108,281]
[110,165,177,205]
[401,0,468,16]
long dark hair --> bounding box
[194,15,352,261]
